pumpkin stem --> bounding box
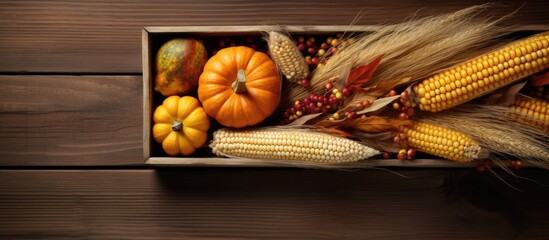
[231,69,247,94]
[171,120,183,131]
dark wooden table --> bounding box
[1,1,549,239]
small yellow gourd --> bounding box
[152,96,210,156]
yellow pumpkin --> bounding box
[198,46,281,128]
[152,96,210,156]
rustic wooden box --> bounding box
[142,26,541,168]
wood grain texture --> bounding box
[1,0,548,73]
[0,75,142,166]
[0,169,548,239]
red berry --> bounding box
[406,108,415,117]
[322,108,329,114]
[297,36,305,44]
[316,96,323,103]
[515,161,523,169]
[306,40,314,47]
[295,103,303,111]
[320,43,329,49]
[355,102,364,110]
[301,79,310,88]
[308,47,316,54]
[383,152,390,159]
[297,43,306,52]
[510,160,523,169]
[306,58,313,65]
[342,88,351,96]
[362,100,371,107]
[397,152,406,160]
[476,164,487,172]
[347,111,358,119]
[311,57,320,64]
[389,89,398,96]
[308,103,316,111]
[399,112,409,120]
[399,132,407,141]
[331,47,338,54]
[303,98,311,105]
[393,136,401,145]
[289,107,297,114]
[325,81,334,90]
[400,91,410,102]
[406,148,416,159]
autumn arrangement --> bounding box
[150,4,549,171]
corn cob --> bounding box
[401,121,482,162]
[210,128,379,163]
[413,32,549,112]
[267,31,309,82]
[509,94,549,133]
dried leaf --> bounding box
[316,126,354,138]
[316,116,411,133]
[350,116,411,133]
[360,77,412,98]
[353,131,401,153]
[484,81,527,106]
[346,55,383,90]
[334,64,351,91]
[531,71,549,86]
[288,113,323,126]
[356,95,400,115]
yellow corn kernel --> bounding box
[414,32,549,112]
[210,128,379,163]
[267,31,309,82]
[402,121,481,162]
[508,95,549,133]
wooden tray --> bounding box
[142,26,542,168]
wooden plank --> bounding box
[1,0,549,73]
[0,169,548,239]
[0,75,142,166]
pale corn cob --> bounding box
[414,32,549,112]
[509,94,549,133]
[401,121,482,162]
[267,31,309,82]
[210,128,379,163]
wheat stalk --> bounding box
[419,104,549,167]
[287,4,513,106]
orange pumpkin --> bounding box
[152,96,210,156]
[198,46,281,128]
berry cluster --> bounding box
[385,130,417,160]
[283,78,359,123]
[391,90,415,120]
[282,91,342,123]
[385,89,418,160]
[295,34,341,70]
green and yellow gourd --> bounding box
[155,38,208,96]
